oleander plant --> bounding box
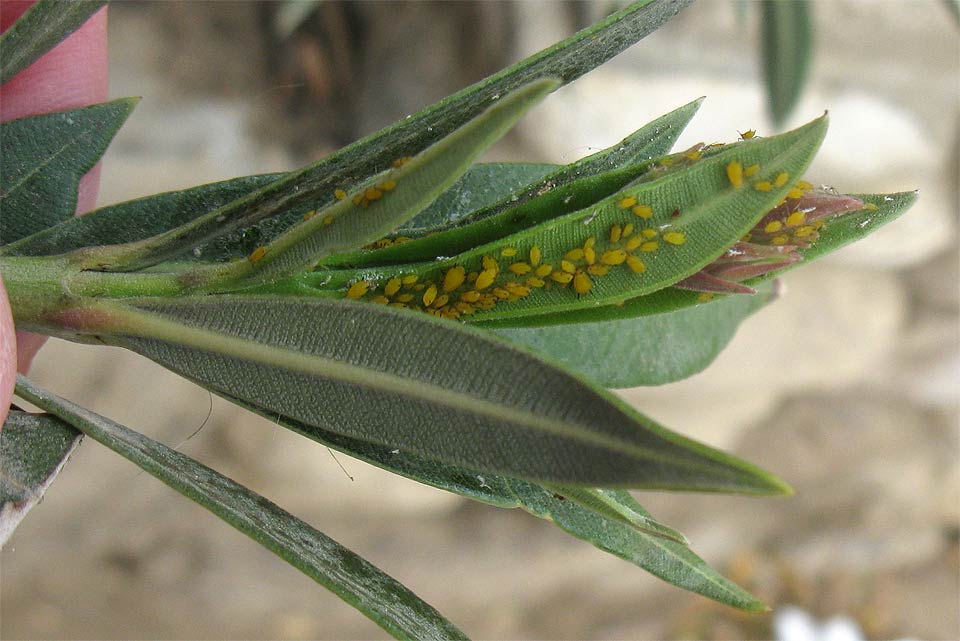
[0,1,916,639]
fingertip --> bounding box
[0,276,18,429]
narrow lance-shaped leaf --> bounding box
[304,116,827,323]
[222,78,560,285]
[197,393,768,611]
[79,296,790,493]
[760,0,813,127]
[491,281,776,387]
[64,0,692,272]
[13,376,469,641]
[1,173,281,258]
[0,409,82,545]
[0,0,106,84]
[324,97,705,268]
[0,99,138,245]
[524,189,917,326]
[505,481,769,612]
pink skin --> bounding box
[0,1,108,427]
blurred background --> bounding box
[2,1,957,639]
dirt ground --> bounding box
[3,2,958,639]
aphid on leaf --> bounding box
[248,246,267,263]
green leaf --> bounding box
[307,116,827,324]
[506,482,768,611]
[0,409,82,545]
[205,398,767,611]
[96,296,788,493]
[498,190,919,328]
[325,97,705,268]
[13,376,469,641]
[69,0,690,272]
[395,163,558,232]
[0,99,138,245]
[760,0,812,127]
[0,0,107,85]
[491,282,776,387]
[1,174,281,258]
[540,484,688,543]
[228,78,560,285]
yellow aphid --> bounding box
[785,211,806,227]
[685,150,702,161]
[401,274,419,285]
[739,129,757,140]
[625,236,644,251]
[508,262,532,275]
[726,161,744,188]
[248,246,267,263]
[863,202,878,211]
[384,277,402,297]
[626,254,646,273]
[372,296,390,305]
[618,195,638,209]
[505,282,530,297]
[764,221,783,234]
[786,187,805,199]
[443,265,466,292]
[573,271,593,295]
[754,181,773,192]
[564,248,585,261]
[529,245,542,266]
[475,268,497,290]
[481,255,499,272]
[334,189,348,200]
[352,194,364,206]
[663,231,686,245]
[600,249,627,265]
[526,277,546,288]
[560,260,576,274]
[365,187,383,201]
[396,293,414,303]
[392,156,412,168]
[500,247,517,257]
[794,225,815,238]
[492,288,511,300]
[455,302,475,315]
[323,216,334,226]
[698,292,715,303]
[583,236,596,249]
[796,180,813,191]
[641,228,658,238]
[394,236,411,244]
[587,264,610,276]
[534,264,553,277]
[346,280,369,299]
[744,164,760,178]
[550,271,574,284]
[583,246,596,264]
[460,290,481,303]
[631,204,653,219]
[432,294,450,308]
[441,309,460,320]
[774,172,790,188]
[389,302,408,309]
[609,224,623,243]
[380,180,397,191]
[640,241,659,252]
[303,209,317,221]
[622,223,635,238]
[422,285,438,307]
[771,234,790,245]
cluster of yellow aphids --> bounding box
[342,193,687,320]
